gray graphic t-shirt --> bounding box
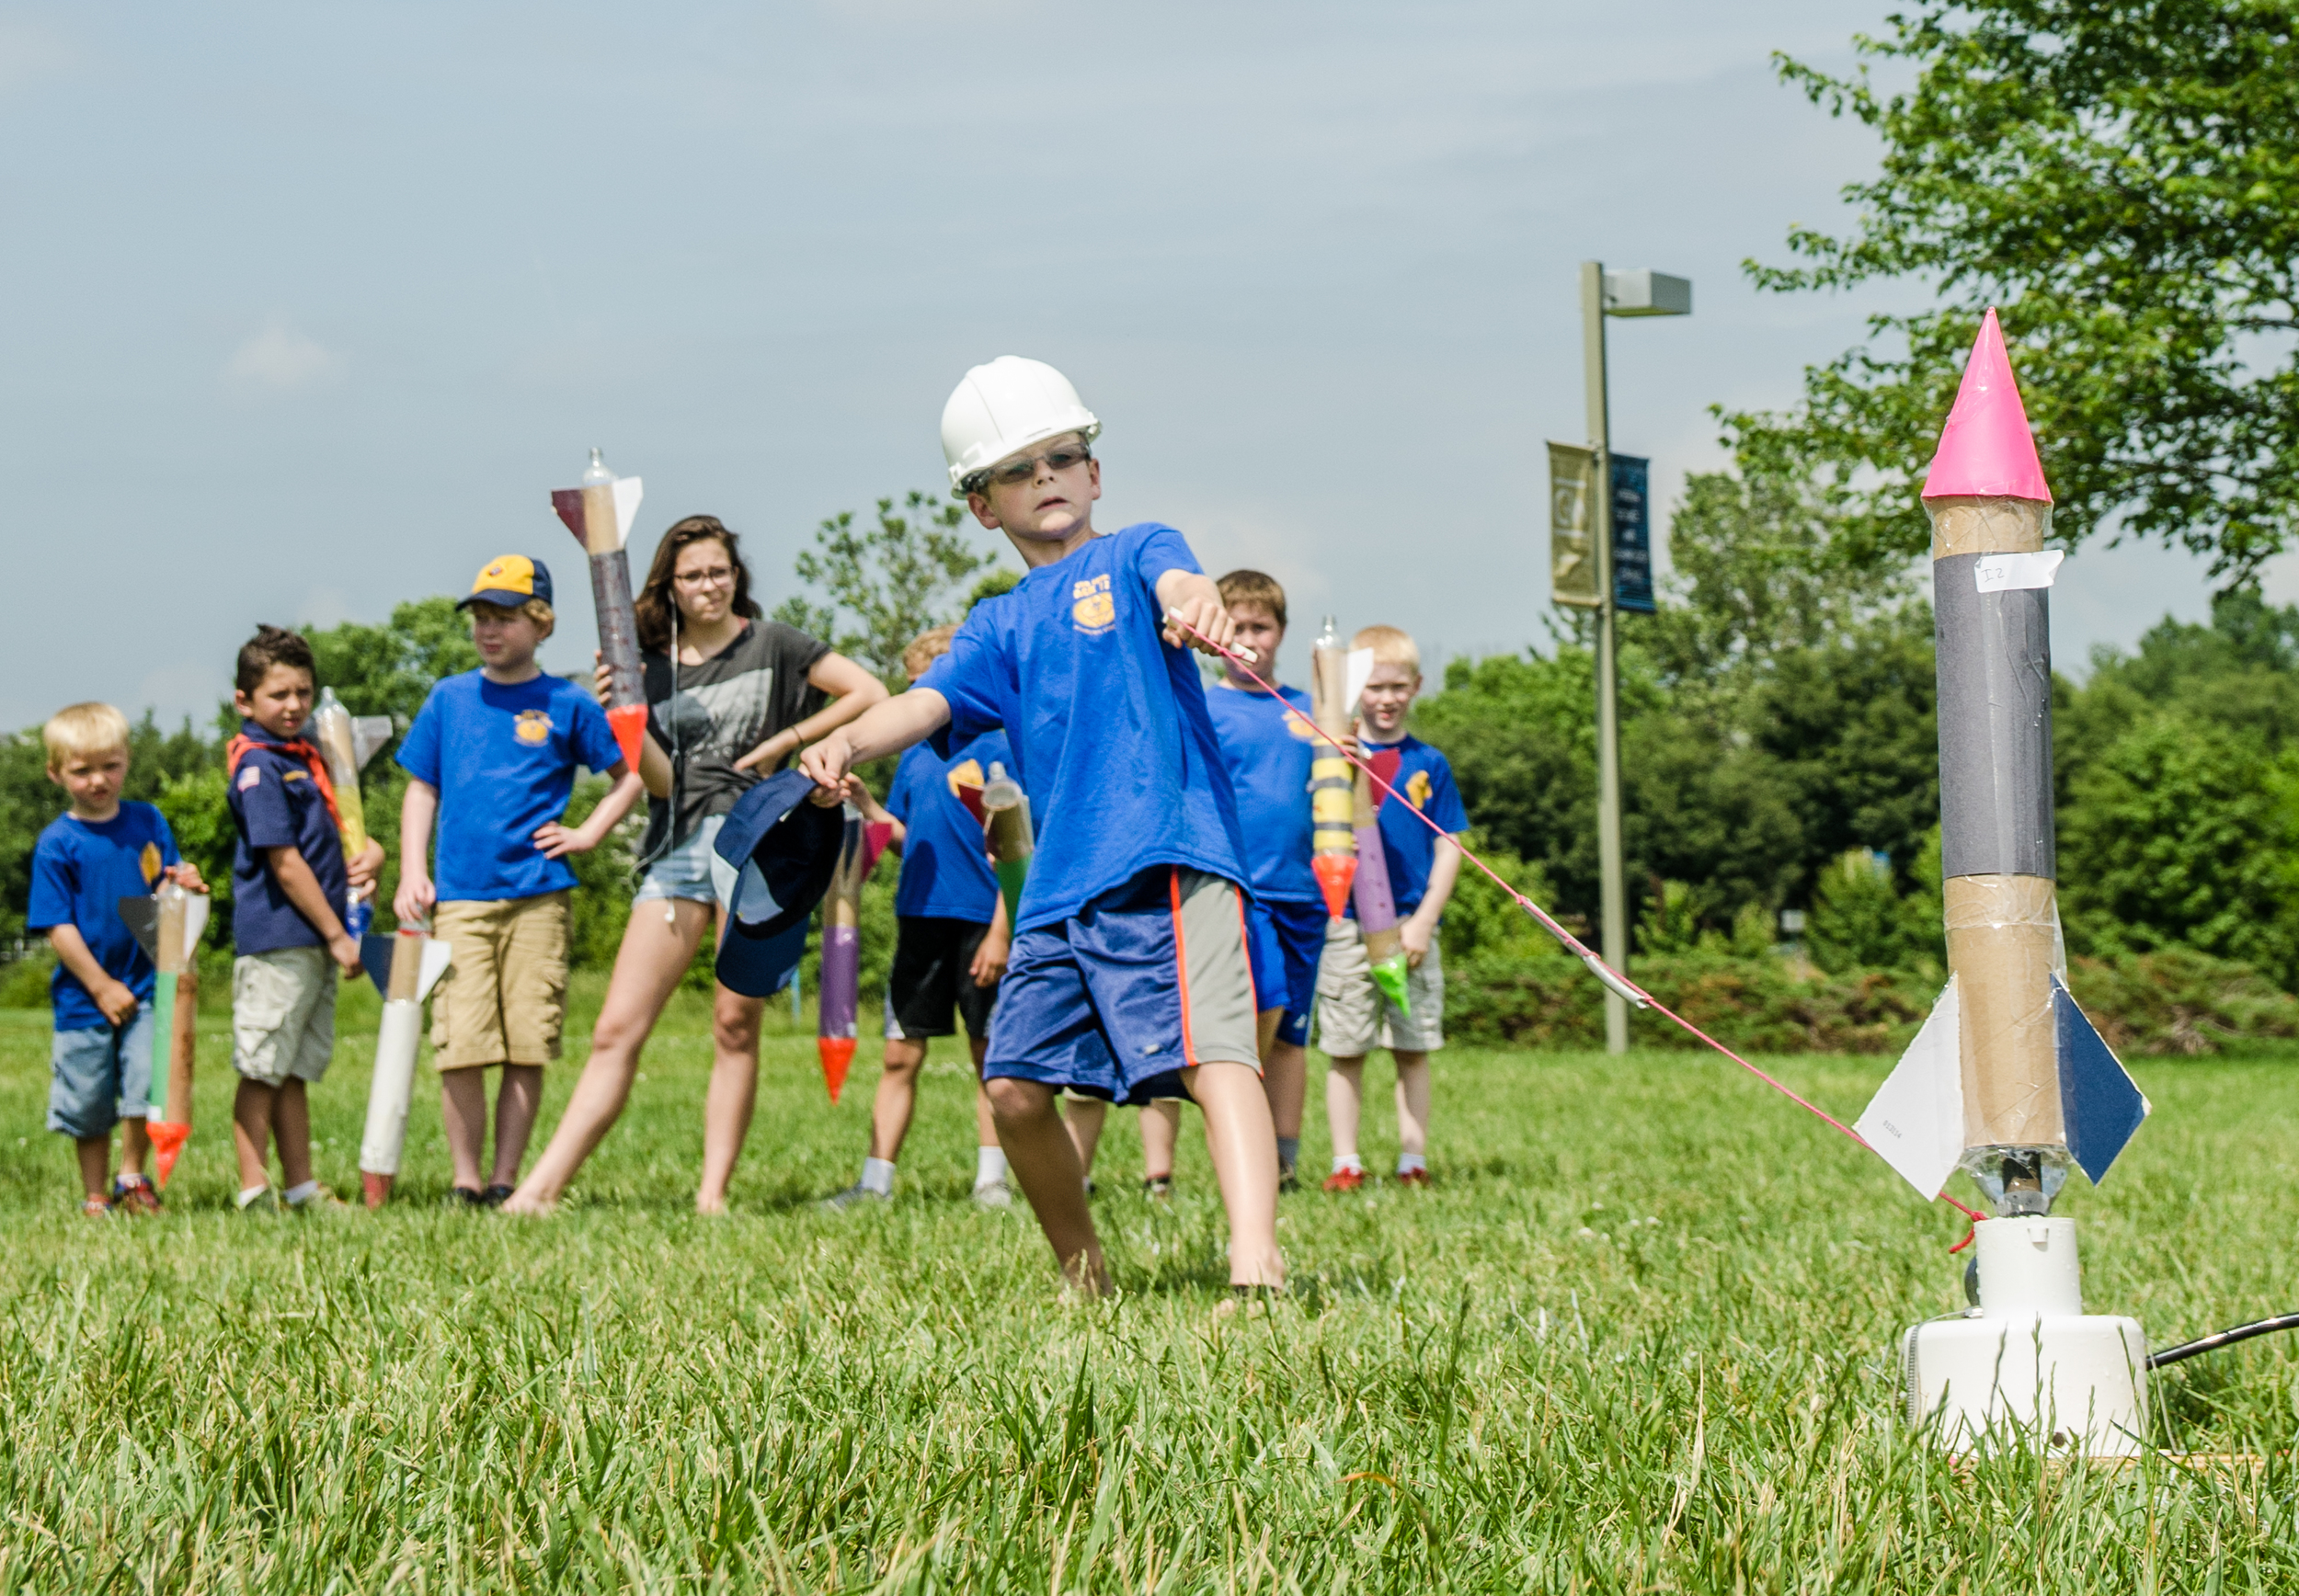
[641,621,829,861]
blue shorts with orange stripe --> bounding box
[984,866,1262,1105]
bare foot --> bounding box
[498,1190,556,1216]
[694,1192,728,1216]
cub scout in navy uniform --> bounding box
[224,626,387,1212]
[802,357,1280,1300]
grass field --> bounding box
[6,975,2299,1592]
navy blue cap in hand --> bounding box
[712,770,845,998]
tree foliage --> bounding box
[1736,1,2299,577]
[774,493,1004,686]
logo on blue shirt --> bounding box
[1071,574,1115,634]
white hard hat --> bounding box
[941,356,1102,492]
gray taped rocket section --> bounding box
[1934,553,2054,879]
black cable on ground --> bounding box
[2148,1315,2299,1370]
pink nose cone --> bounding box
[1920,308,2053,504]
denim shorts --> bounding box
[49,1002,155,1138]
[633,815,737,908]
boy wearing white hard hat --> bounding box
[802,356,1282,1301]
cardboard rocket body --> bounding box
[1351,747,1412,1015]
[1308,626,1359,918]
[358,927,453,1207]
[1857,311,2149,1205]
[981,763,1032,929]
[311,688,394,939]
[551,451,649,773]
[816,806,892,1102]
[118,881,210,1185]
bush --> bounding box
[0,951,53,1009]
[2065,947,2299,1056]
[1443,944,2299,1057]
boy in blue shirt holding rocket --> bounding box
[802,356,1280,1299]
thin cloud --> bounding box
[223,317,345,393]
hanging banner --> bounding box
[1610,453,1656,614]
[1548,442,1598,610]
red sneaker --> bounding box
[110,1174,164,1214]
[1321,1168,1365,1193]
[1394,1167,1432,1188]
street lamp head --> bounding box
[1602,269,1692,317]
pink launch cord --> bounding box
[1169,616,1988,1243]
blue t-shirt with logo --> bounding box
[26,803,180,1030]
[884,728,1012,923]
[1351,735,1470,918]
[1205,681,1321,906]
[918,522,1248,933]
[228,728,351,954]
[396,670,624,901]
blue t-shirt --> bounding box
[918,522,1248,933]
[228,727,351,955]
[1354,735,1470,918]
[26,803,180,1030]
[885,728,1012,923]
[396,670,624,902]
[1206,680,1321,906]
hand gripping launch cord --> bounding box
[1163,613,1990,1238]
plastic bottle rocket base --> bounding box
[1902,1216,2147,1456]
[818,1037,857,1102]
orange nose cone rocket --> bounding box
[1311,855,1357,920]
[147,1120,189,1184]
[818,1036,857,1102]
[605,702,648,772]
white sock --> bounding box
[237,1184,271,1209]
[283,1180,321,1206]
[974,1147,1008,1188]
[1397,1154,1426,1177]
[1332,1153,1364,1176]
[860,1157,896,1196]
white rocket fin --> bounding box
[182,893,211,954]
[1856,975,1965,1201]
[611,476,645,548]
[416,939,455,1002]
[2053,975,2147,1185]
[1344,647,1376,712]
[350,716,395,769]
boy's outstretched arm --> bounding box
[734,653,891,773]
[799,690,951,798]
[1155,570,1240,658]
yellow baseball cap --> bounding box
[457,553,554,610]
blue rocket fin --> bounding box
[361,934,395,997]
[2053,975,2148,1184]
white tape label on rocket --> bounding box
[1973,550,2065,593]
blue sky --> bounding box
[0,1,2268,729]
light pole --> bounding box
[1580,262,1690,1054]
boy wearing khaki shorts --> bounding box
[394,556,642,1204]
[1316,625,1468,1191]
[225,627,386,1211]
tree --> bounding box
[1737,2,2299,579]
[774,492,1004,685]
